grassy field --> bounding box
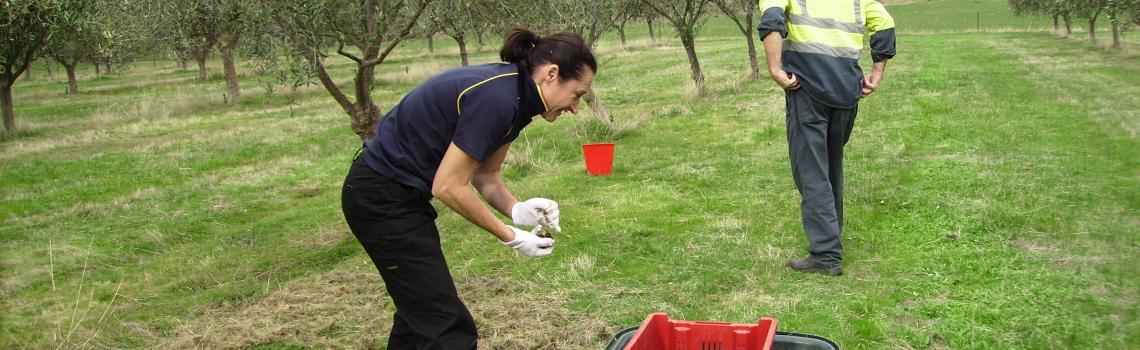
[2,0,1137,349]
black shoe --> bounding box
[788,257,843,276]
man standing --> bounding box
[758,0,896,276]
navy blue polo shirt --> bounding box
[361,63,549,195]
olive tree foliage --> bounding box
[1104,0,1140,48]
[258,0,434,140]
[643,0,715,95]
[606,0,644,50]
[1073,0,1107,43]
[1012,0,1139,48]
[1011,0,1075,34]
[41,0,96,94]
[713,0,760,79]
[161,0,221,81]
[44,0,152,94]
[211,0,250,103]
[1,0,65,131]
[1132,0,1140,25]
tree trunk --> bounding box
[681,37,705,95]
[105,60,112,75]
[352,59,382,140]
[23,62,32,81]
[455,35,469,66]
[221,52,240,103]
[1109,12,1120,49]
[477,31,485,52]
[64,64,78,95]
[1088,15,1097,44]
[746,32,760,80]
[196,55,208,81]
[45,60,52,80]
[2,80,14,131]
[619,26,627,50]
[647,18,657,42]
[1063,14,1072,35]
[583,87,612,123]
[94,63,101,77]
[1052,15,1059,32]
[427,35,434,56]
[220,35,242,104]
[179,58,188,70]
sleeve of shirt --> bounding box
[756,0,790,39]
[866,0,897,62]
[452,83,516,162]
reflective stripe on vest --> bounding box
[785,0,865,59]
[784,41,861,59]
[789,14,866,34]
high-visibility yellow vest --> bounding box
[758,0,896,108]
[761,0,895,60]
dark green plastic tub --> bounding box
[604,326,840,350]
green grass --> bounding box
[888,0,1052,32]
[2,0,1137,349]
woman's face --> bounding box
[536,64,595,122]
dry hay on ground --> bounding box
[164,266,611,349]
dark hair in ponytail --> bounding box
[500,27,597,80]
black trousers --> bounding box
[785,89,858,267]
[341,155,477,350]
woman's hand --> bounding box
[511,198,561,233]
[503,226,555,258]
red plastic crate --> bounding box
[623,313,778,350]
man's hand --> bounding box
[861,74,880,98]
[771,69,800,90]
[503,226,555,258]
[511,198,561,232]
[862,60,888,98]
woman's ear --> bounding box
[547,65,560,82]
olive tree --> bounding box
[42,0,96,94]
[643,0,716,95]
[714,0,760,79]
[1,0,63,131]
[261,0,434,139]
[428,0,494,66]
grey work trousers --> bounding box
[785,89,857,267]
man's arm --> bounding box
[863,0,896,98]
[756,0,798,90]
[762,32,799,90]
[432,142,515,243]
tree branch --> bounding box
[714,1,750,36]
[310,55,356,114]
[642,0,676,23]
[337,40,364,64]
[368,0,431,69]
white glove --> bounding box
[511,198,561,233]
[503,226,555,258]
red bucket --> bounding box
[582,143,615,175]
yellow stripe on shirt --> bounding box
[456,73,518,115]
